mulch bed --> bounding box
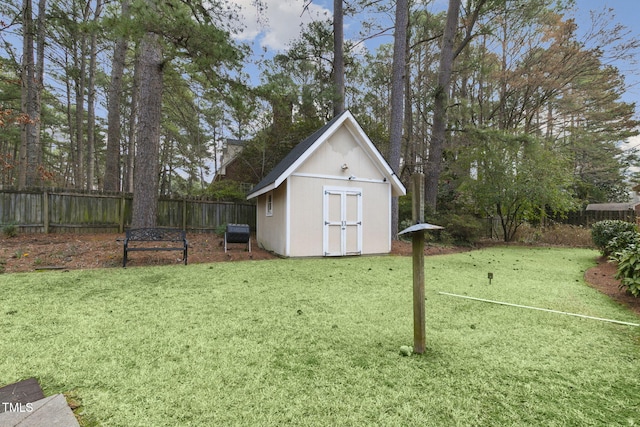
[584,256,640,316]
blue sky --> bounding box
[231,0,640,151]
[232,0,640,108]
[570,1,640,107]
[569,1,640,148]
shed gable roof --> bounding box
[247,110,405,199]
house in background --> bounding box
[585,202,640,224]
[213,139,245,182]
[247,110,406,257]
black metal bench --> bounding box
[123,228,188,267]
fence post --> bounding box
[182,198,187,231]
[119,195,126,233]
[43,190,49,234]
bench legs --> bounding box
[122,247,188,268]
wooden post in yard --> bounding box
[398,174,443,356]
[412,173,425,225]
[412,174,425,354]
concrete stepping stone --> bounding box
[0,394,80,426]
[0,378,79,427]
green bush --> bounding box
[2,223,18,238]
[612,244,640,297]
[439,214,484,245]
[605,230,640,256]
[214,223,227,237]
[205,181,248,202]
[591,220,637,255]
[400,213,483,246]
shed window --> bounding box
[266,192,273,216]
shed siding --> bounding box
[256,183,288,255]
[297,126,384,181]
[289,176,325,257]
[289,175,390,257]
[362,183,391,254]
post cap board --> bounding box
[398,222,444,236]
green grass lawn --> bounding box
[1,247,639,426]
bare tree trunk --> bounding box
[65,59,75,188]
[125,47,141,193]
[403,34,413,179]
[131,32,163,228]
[104,0,130,191]
[75,38,87,188]
[86,0,102,190]
[333,0,344,117]
[18,91,27,187]
[389,0,409,236]
[21,0,41,188]
[35,0,45,169]
[424,0,460,211]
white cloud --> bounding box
[233,0,331,51]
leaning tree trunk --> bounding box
[131,32,163,228]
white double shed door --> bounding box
[323,186,362,256]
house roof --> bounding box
[225,138,245,147]
[247,110,406,199]
[586,202,640,211]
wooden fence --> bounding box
[0,189,256,234]
[485,209,637,240]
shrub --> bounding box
[214,223,227,237]
[2,223,18,238]
[605,230,640,256]
[204,181,248,202]
[515,223,593,247]
[439,214,484,245]
[541,224,593,247]
[591,220,637,255]
[612,244,640,297]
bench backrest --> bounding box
[125,228,186,242]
